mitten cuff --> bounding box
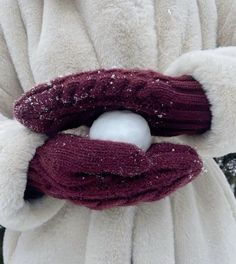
[165,48,236,157]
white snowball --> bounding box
[89,110,152,151]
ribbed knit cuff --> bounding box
[165,48,236,156]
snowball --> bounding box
[89,111,152,151]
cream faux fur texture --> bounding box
[0,119,65,231]
[0,27,23,117]
[0,0,236,263]
[165,47,236,157]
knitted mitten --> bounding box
[14,69,211,136]
[27,134,202,210]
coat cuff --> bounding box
[165,48,236,157]
[0,119,65,231]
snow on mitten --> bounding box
[14,69,211,136]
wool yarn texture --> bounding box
[14,69,211,136]
[26,134,203,210]
[14,69,211,209]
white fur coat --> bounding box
[0,1,236,263]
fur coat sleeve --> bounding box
[0,119,65,231]
[165,0,236,157]
[0,16,65,231]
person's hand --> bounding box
[14,69,212,137]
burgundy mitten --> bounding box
[14,69,211,136]
[27,134,202,210]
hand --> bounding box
[14,69,211,137]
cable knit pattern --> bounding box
[14,69,211,136]
[26,134,203,210]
